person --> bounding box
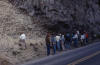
[60,34,65,50]
[72,33,78,47]
[19,32,27,49]
[55,34,61,51]
[45,32,51,56]
[51,33,56,54]
[80,33,86,46]
[85,32,89,43]
[77,30,80,35]
[65,33,71,49]
[77,30,81,40]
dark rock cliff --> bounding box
[9,0,100,34]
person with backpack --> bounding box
[45,32,51,56]
[65,33,71,49]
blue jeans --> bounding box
[53,44,56,54]
[46,44,50,56]
[65,41,70,49]
[56,41,61,51]
[86,38,88,43]
[74,39,78,47]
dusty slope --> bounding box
[0,0,46,65]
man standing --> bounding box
[80,33,86,46]
[45,32,51,56]
[56,34,61,51]
[72,33,78,47]
[19,32,27,49]
[85,32,89,43]
[60,34,65,50]
[65,32,72,49]
[51,33,56,54]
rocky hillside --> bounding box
[0,0,46,49]
[0,0,46,65]
[9,0,100,34]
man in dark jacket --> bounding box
[65,33,71,49]
[45,32,51,56]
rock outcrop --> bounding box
[9,0,100,34]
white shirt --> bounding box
[73,34,78,39]
[20,34,26,40]
[77,31,80,35]
[56,35,60,42]
[61,35,65,40]
[81,34,85,40]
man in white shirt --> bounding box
[80,34,86,46]
[80,34,85,40]
[55,35,60,42]
[20,33,26,40]
[73,33,78,47]
[55,35,61,51]
[73,33,78,39]
[77,30,80,35]
[19,33,27,49]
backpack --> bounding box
[65,33,70,41]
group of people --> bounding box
[18,31,89,56]
[45,31,89,56]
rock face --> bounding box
[9,0,100,34]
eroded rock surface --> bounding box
[9,0,100,33]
